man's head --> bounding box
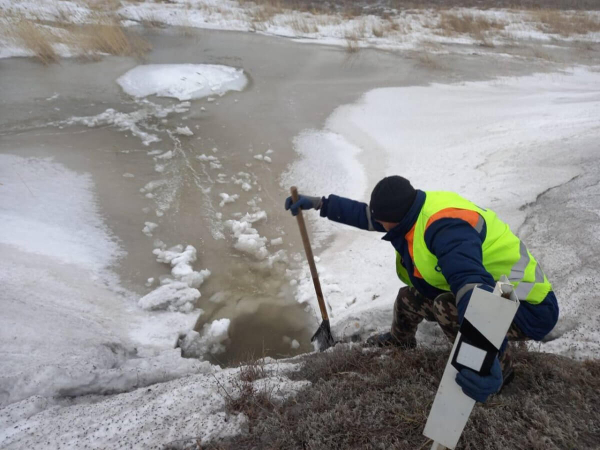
[370,176,417,231]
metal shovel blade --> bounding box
[310,319,335,351]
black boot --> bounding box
[365,332,417,349]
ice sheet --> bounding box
[117,64,248,101]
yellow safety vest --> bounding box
[395,191,552,304]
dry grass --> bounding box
[136,10,169,29]
[7,15,150,64]
[237,353,269,383]
[239,0,600,12]
[527,44,562,63]
[433,11,507,46]
[344,32,361,53]
[218,353,275,428]
[245,3,282,31]
[417,51,442,69]
[415,41,444,69]
[239,0,599,48]
[532,10,600,36]
[314,14,343,27]
[287,15,318,34]
[85,0,122,13]
[250,3,282,23]
[10,20,59,65]
[345,37,360,53]
[369,19,406,37]
[74,18,150,58]
[438,11,506,36]
[204,345,600,450]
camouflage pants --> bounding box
[391,286,529,370]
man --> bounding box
[285,176,559,403]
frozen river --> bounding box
[1,23,600,450]
[1,27,597,369]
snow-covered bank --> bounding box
[118,2,600,50]
[2,0,600,62]
[0,357,309,449]
[0,155,208,405]
[0,152,308,448]
[284,68,600,358]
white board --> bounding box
[423,282,519,449]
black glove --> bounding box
[284,195,322,216]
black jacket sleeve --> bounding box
[320,194,386,232]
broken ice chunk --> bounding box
[175,126,194,136]
[219,193,239,207]
[142,222,158,237]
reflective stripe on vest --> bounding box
[395,191,552,304]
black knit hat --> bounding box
[369,176,417,223]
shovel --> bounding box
[290,186,335,351]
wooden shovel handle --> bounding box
[291,186,329,321]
